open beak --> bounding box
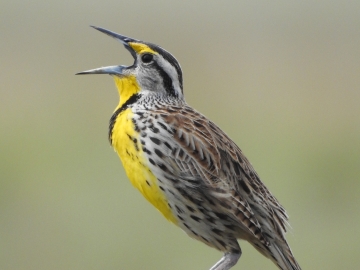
[76,26,139,76]
[76,65,126,75]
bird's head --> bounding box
[77,26,183,105]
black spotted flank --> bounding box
[175,205,183,214]
[216,239,226,249]
[149,158,155,165]
[178,149,185,158]
[190,215,201,222]
[109,93,140,144]
[132,118,140,132]
[206,216,216,224]
[193,120,203,128]
[201,236,209,243]
[157,122,168,131]
[157,163,168,172]
[224,224,235,230]
[154,149,163,158]
[212,228,222,235]
[214,212,228,220]
[126,133,139,151]
[142,147,151,155]
[150,126,160,133]
[149,137,161,145]
[164,141,172,150]
[239,179,251,194]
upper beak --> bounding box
[76,26,139,76]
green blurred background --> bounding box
[1,1,359,269]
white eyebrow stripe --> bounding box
[157,55,182,95]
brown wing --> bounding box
[156,105,289,245]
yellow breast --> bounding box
[111,107,177,225]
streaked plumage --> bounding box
[77,26,301,270]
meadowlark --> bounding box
[77,26,301,270]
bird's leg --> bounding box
[209,251,241,270]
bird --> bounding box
[76,26,301,270]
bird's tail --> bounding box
[251,238,301,270]
[268,240,301,270]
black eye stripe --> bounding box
[152,61,176,97]
[146,43,183,92]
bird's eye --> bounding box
[141,53,153,63]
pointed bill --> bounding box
[90,26,139,58]
[76,65,126,75]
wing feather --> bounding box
[155,105,288,244]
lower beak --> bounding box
[76,65,126,75]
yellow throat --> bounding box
[110,75,177,225]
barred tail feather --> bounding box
[270,241,301,270]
